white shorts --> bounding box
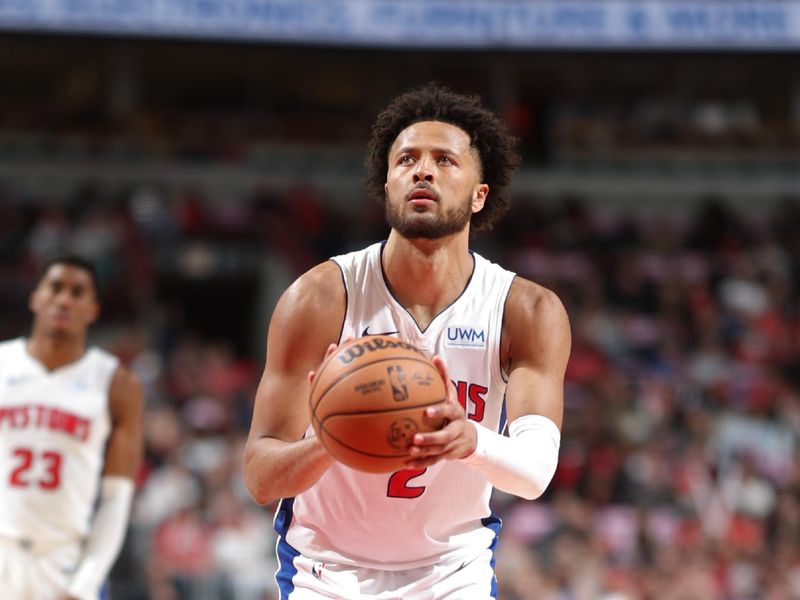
[276,547,497,600]
[0,536,100,600]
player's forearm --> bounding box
[460,415,561,500]
[244,435,335,505]
[66,476,134,600]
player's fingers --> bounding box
[312,338,348,382]
[424,399,463,423]
[412,415,462,446]
[322,336,353,361]
[407,436,466,467]
[312,342,341,378]
[408,440,447,456]
[431,355,458,405]
[405,447,447,469]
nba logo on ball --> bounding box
[387,365,408,401]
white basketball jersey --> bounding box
[0,338,117,545]
[279,242,516,570]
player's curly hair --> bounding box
[364,82,520,232]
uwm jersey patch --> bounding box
[0,338,117,545]
[278,242,515,571]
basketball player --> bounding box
[244,83,571,599]
[0,256,144,600]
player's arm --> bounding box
[66,366,144,600]
[243,261,345,506]
[408,278,571,500]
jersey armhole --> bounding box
[329,258,349,346]
[495,273,516,385]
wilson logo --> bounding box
[336,338,425,365]
[444,327,486,349]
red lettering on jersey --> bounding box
[452,380,487,422]
[0,404,90,441]
[14,406,29,428]
[454,380,468,411]
[35,405,47,427]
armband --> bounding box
[67,476,135,600]
[459,414,561,500]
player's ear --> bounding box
[471,184,488,213]
[28,285,42,313]
[87,300,100,325]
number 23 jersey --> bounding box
[0,338,118,545]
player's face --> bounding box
[29,264,99,339]
[384,120,488,240]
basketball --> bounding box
[309,335,448,473]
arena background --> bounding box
[0,2,799,598]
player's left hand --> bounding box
[405,355,477,468]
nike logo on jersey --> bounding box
[312,561,326,579]
[362,326,399,337]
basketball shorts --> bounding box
[0,535,105,600]
[277,546,497,600]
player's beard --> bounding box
[385,193,472,240]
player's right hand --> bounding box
[307,337,354,386]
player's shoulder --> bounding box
[107,362,144,425]
[265,260,346,363]
[284,260,345,307]
[505,276,569,330]
[271,260,346,337]
[87,344,119,362]
[0,337,26,370]
[109,362,144,398]
[0,336,24,353]
[83,345,122,375]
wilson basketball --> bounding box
[310,335,448,473]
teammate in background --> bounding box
[244,83,571,599]
[0,256,144,600]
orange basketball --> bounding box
[309,335,448,473]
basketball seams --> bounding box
[319,397,446,423]
[320,433,413,461]
[310,356,441,414]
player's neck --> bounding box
[382,230,473,323]
[26,332,88,371]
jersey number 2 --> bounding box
[387,468,427,498]
[9,447,63,490]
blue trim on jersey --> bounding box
[498,390,508,434]
[274,498,301,600]
[481,513,502,598]
[99,581,109,600]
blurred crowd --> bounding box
[490,197,800,600]
[1,179,798,600]
[2,86,798,169]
